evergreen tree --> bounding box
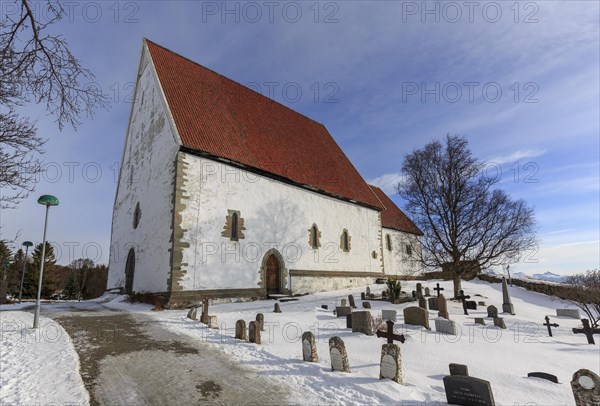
[23,242,56,299]
[9,249,26,296]
[62,272,78,300]
[0,241,13,303]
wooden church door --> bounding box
[266,254,280,294]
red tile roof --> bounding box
[146,40,383,209]
[369,185,423,235]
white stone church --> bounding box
[107,39,423,304]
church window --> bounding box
[371,250,378,259]
[133,202,141,229]
[405,244,413,256]
[340,229,351,252]
[222,210,245,241]
[386,234,392,251]
[309,224,321,249]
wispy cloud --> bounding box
[368,173,404,195]
[487,149,547,166]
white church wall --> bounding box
[173,154,384,294]
[382,228,424,277]
[107,46,180,293]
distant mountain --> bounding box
[531,272,567,283]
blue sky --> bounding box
[1,1,598,275]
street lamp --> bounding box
[33,195,59,329]
[18,241,33,304]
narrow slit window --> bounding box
[231,212,239,240]
[386,234,392,251]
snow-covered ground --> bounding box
[0,311,89,405]
[135,279,598,405]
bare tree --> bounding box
[1,0,108,207]
[398,135,538,298]
[563,270,600,327]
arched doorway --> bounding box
[265,254,281,295]
[124,248,135,294]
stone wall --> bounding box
[476,274,581,301]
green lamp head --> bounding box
[22,241,33,248]
[37,195,59,206]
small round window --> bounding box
[133,202,142,229]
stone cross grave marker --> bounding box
[329,336,351,373]
[274,302,282,313]
[438,294,449,320]
[449,363,469,376]
[434,283,444,297]
[428,297,439,311]
[443,375,496,406]
[376,320,406,344]
[352,311,374,335]
[249,321,261,344]
[435,318,458,335]
[187,306,198,320]
[543,316,559,337]
[348,294,356,309]
[571,369,600,406]
[418,296,429,311]
[572,318,600,345]
[235,320,247,341]
[404,306,431,330]
[527,372,558,384]
[487,305,498,319]
[457,290,471,315]
[200,298,210,324]
[336,306,352,318]
[382,309,397,322]
[302,331,318,362]
[557,308,581,318]
[376,320,405,384]
[424,287,431,297]
[502,276,515,315]
[416,283,423,299]
[256,313,264,331]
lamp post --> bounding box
[33,195,59,329]
[18,241,33,303]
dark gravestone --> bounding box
[487,305,498,319]
[572,318,600,344]
[256,313,264,331]
[321,305,328,310]
[571,369,600,406]
[411,290,417,300]
[274,303,282,313]
[361,292,366,300]
[449,363,469,376]
[348,295,356,309]
[329,336,351,373]
[235,320,247,341]
[543,316,559,337]
[249,321,261,344]
[352,311,374,336]
[466,301,477,310]
[493,317,506,329]
[336,306,352,318]
[362,301,371,309]
[346,313,352,328]
[366,286,371,295]
[478,301,486,306]
[428,297,439,311]
[302,331,318,362]
[424,287,431,297]
[443,375,496,406]
[528,372,559,384]
[416,283,423,299]
[457,290,471,315]
[474,318,486,325]
[200,298,210,324]
[418,296,429,311]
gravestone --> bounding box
[449,363,469,376]
[502,277,515,315]
[487,305,498,319]
[403,306,430,330]
[428,297,439,311]
[200,298,210,324]
[380,343,402,384]
[249,321,261,344]
[256,313,264,331]
[528,372,558,384]
[543,316,559,337]
[435,318,458,335]
[348,295,356,309]
[434,283,444,297]
[457,290,471,315]
[346,313,353,328]
[321,305,328,310]
[493,317,506,329]
[557,308,581,319]
[187,306,198,320]
[382,290,388,299]
[411,290,417,300]
[341,299,347,307]
[366,286,371,296]
[416,283,423,299]
[466,301,477,310]
[336,306,352,318]
[424,287,431,297]
[443,375,495,406]
[274,303,282,313]
[572,318,600,345]
[438,294,449,320]
[329,336,351,373]
[571,369,600,406]
[382,309,397,322]
[474,318,486,325]
[418,296,429,311]
[301,331,318,362]
[361,292,366,300]
[363,301,371,309]
[235,320,247,341]
[208,315,219,329]
[478,301,486,306]
[351,311,374,336]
